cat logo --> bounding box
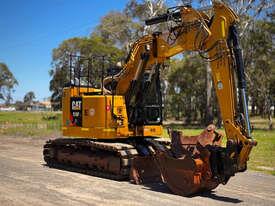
[72,100,82,110]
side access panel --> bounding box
[62,93,130,139]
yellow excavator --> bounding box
[43,2,257,196]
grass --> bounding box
[0,111,61,137]
[0,111,274,175]
[0,111,61,123]
[248,130,275,175]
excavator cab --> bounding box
[127,65,163,127]
[60,54,163,138]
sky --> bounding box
[0,0,128,102]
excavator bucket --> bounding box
[154,151,219,196]
[130,125,224,196]
[130,156,162,184]
[156,125,223,196]
[157,125,223,196]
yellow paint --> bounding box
[103,129,116,132]
[220,17,226,38]
[61,2,255,171]
[216,72,221,81]
[143,125,163,136]
[62,86,162,139]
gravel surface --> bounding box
[0,135,275,206]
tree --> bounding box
[49,35,124,110]
[195,0,274,127]
[0,63,18,104]
[124,0,166,34]
[23,91,36,105]
[243,16,275,129]
[220,0,274,37]
[167,54,207,124]
[95,0,166,51]
[14,100,25,111]
[94,11,136,49]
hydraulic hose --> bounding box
[229,25,252,138]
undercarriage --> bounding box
[43,125,240,196]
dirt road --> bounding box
[0,135,274,206]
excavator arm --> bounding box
[103,1,256,194]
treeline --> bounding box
[13,91,36,111]
[0,63,38,110]
[49,0,275,128]
[165,17,275,125]
[0,62,18,105]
